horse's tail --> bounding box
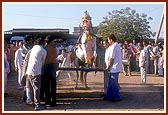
[69,51,75,63]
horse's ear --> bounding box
[91,33,97,38]
[94,34,98,38]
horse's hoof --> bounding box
[74,86,78,89]
[85,87,90,89]
[73,79,77,82]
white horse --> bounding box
[57,11,97,88]
[69,32,97,88]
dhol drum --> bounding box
[122,58,130,65]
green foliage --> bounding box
[96,7,155,42]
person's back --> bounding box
[26,36,47,110]
[10,41,19,72]
[43,35,57,107]
[26,45,46,76]
[109,42,122,73]
[96,42,105,68]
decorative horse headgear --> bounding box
[81,11,94,43]
[82,11,92,31]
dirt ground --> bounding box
[3,70,165,112]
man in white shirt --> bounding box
[14,41,24,89]
[139,46,147,84]
[105,34,122,102]
[56,48,72,81]
[103,40,110,96]
[26,36,47,110]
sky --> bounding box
[3,2,165,37]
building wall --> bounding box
[73,27,98,36]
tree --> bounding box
[96,7,155,42]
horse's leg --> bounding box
[80,71,84,83]
[84,72,88,88]
[75,70,79,88]
[56,70,62,81]
[66,71,72,81]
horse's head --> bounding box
[82,11,93,37]
[79,11,97,67]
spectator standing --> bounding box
[153,43,160,75]
[22,35,34,58]
[159,46,164,75]
[142,41,149,74]
[43,35,57,107]
[96,39,105,68]
[132,39,137,50]
[121,44,131,76]
[22,35,34,104]
[14,42,24,89]
[139,45,147,84]
[131,39,137,71]
[143,41,155,74]
[158,53,164,76]
[102,39,110,96]
[56,48,72,81]
[148,41,155,74]
[4,42,11,62]
[26,36,47,110]
[10,41,19,72]
[21,49,33,105]
[135,42,141,72]
[4,41,10,97]
[105,34,122,102]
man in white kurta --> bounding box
[139,48,147,84]
[14,42,24,88]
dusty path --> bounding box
[3,71,164,112]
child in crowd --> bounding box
[158,53,164,76]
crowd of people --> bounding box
[101,34,164,102]
[4,33,164,110]
[4,34,74,110]
[120,39,164,81]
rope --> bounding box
[58,67,105,72]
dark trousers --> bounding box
[104,71,110,95]
[40,74,45,101]
[149,59,154,74]
[105,72,121,101]
[43,64,56,105]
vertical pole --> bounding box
[155,11,164,45]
